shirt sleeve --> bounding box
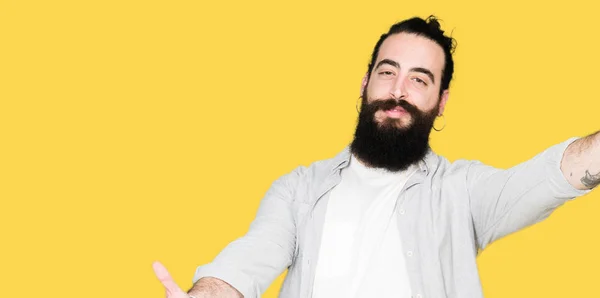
[192,167,304,298]
[466,137,591,250]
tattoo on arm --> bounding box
[581,170,600,189]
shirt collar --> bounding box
[331,146,438,175]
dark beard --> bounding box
[350,96,439,172]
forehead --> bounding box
[376,33,445,78]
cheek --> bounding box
[366,81,391,101]
[407,88,438,110]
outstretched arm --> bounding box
[188,167,305,298]
[153,262,242,298]
[153,166,305,298]
[561,131,600,190]
[467,137,592,249]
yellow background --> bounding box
[1,0,599,297]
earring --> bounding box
[433,114,446,132]
[356,96,362,113]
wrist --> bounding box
[187,277,243,298]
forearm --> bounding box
[188,277,243,298]
[561,131,600,190]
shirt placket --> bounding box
[397,171,426,298]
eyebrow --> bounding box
[375,59,400,69]
[411,67,436,84]
[375,59,436,84]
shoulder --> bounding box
[424,151,502,191]
[425,150,488,178]
[273,147,350,187]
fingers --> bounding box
[152,261,184,296]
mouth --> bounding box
[383,106,408,119]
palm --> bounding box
[153,261,189,298]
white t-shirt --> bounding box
[311,155,418,298]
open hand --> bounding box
[153,261,190,298]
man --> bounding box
[153,16,598,298]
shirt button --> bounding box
[407,251,413,257]
[399,208,405,215]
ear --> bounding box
[360,73,369,97]
[437,89,450,115]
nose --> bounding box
[390,77,407,100]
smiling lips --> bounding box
[384,106,408,118]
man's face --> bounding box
[363,33,449,129]
[350,32,450,172]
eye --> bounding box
[378,70,395,77]
[412,77,428,86]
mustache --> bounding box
[365,98,420,115]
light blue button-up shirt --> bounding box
[193,137,590,298]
